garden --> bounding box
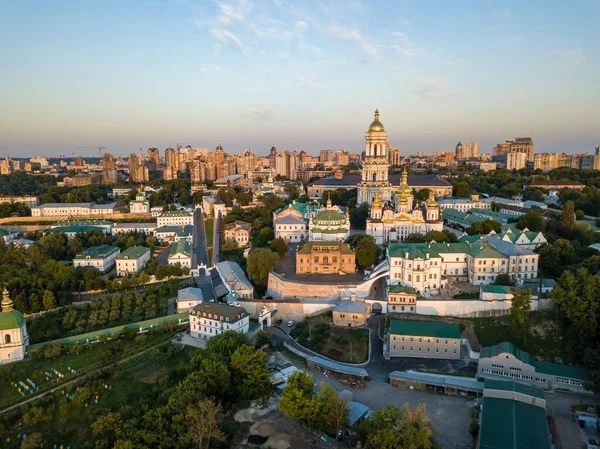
[290,311,369,363]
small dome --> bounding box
[0,288,25,331]
[368,108,385,132]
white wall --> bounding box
[416,298,539,317]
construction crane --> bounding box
[76,146,106,158]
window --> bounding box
[5,334,11,344]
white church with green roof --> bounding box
[0,288,29,364]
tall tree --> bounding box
[517,209,546,232]
[246,248,279,288]
[186,399,226,449]
[510,290,532,344]
[562,200,576,234]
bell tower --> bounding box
[357,108,392,204]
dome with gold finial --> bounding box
[0,287,25,331]
[397,165,412,196]
[372,192,384,209]
[368,108,385,132]
[426,190,439,208]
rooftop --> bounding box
[389,319,461,339]
[169,240,192,257]
[215,260,253,291]
[484,378,545,400]
[190,302,248,323]
[297,241,354,255]
[388,284,418,295]
[334,300,368,314]
[117,246,150,259]
[48,225,105,234]
[74,245,120,259]
[177,287,204,302]
[309,174,452,188]
[159,209,193,217]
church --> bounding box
[359,109,443,244]
[0,288,29,364]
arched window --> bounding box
[372,173,377,182]
[4,334,11,344]
[374,144,378,156]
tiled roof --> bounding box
[389,319,461,339]
[190,302,248,323]
[388,285,418,295]
[74,245,120,259]
[117,246,150,259]
[169,240,192,257]
[334,300,368,314]
[297,241,354,255]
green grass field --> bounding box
[292,312,369,363]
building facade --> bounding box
[189,302,250,340]
[296,242,356,275]
[31,202,118,217]
[387,285,418,314]
[0,288,29,365]
[477,342,592,393]
[116,246,151,276]
[308,196,351,242]
[388,320,461,359]
[157,210,194,227]
[73,245,120,273]
[223,220,252,247]
[168,240,192,269]
[332,298,370,327]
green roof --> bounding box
[311,228,348,234]
[533,360,592,381]
[388,242,471,259]
[169,240,191,257]
[55,219,112,226]
[297,241,354,255]
[484,378,545,399]
[159,210,193,216]
[117,246,150,260]
[480,342,534,365]
[478,396,550,449]
[388,285,418,295]
[0,229,11,237]
[314,209,345,222]
[480,285,513,294]
[74,245,119,259]
[468,243,506,259]
[389,319,461,339]
[48,225,104,234]
[0,309,25,330]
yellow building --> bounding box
[332,297,370,327]
[296,242,356,275]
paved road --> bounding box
[192,208,208,268]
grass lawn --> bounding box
[465,311,573,363]
[291,312,369,364]
[205,217,214,247]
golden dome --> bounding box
[372,192,384,208]
[426,191,439,208]
[368,108,385,132]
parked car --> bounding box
[287,320,295,327]
[275,319,283,326]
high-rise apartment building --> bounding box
[163,148,178,180]
[388,147,401,166]
[102,153,118,184]
[505,152,527,170]
[319,149,334,163]
[287,150,300,180]
[464,142,480,159]
[0,158,13,175]
[455,142,464,160]
[147,147,160,171]
[129,153,149,183]
[511,137,534,161]
[235,149,258,176]
[493,142,511,156]
[336,150,349,166]
[73,156,84,167]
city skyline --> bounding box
[1,0,598,157]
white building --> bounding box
[73,245,120,273]
[387,319,461,360]
[366,168,443,245]
[31,202,118,217]
[308,196,351,242]
[51,220,114,235]
[130,192,150,214]
[151,206,163,217]
[176,287,204,313]
[388,239,539,296]
[111,223,157,236]
[116,246,151,276]
[155,225,193,243]
[505,152,527,170]
[0,288,29,365]
[438,194,491,213]
[189,302,249,340]
[157,210,194,227]
[273,202,312,242]
[0,195,39,208]
[215,261,254,299]
[168,240,192,269]
[223,220,252,247]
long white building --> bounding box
[31,202,118,217]
[189,302,249,340]
[388,239,539,296]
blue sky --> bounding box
[0,0,598,157]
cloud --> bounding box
[412,77,449,98]
[391,31,416,57]
[210,28,243,49]
[243,109,273,121]
[295,20,308,32]
[329,24,378,60]
[543,49,587,68]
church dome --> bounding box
[368,108,385,132]
[0,289,25,331]
[315,209,345,223]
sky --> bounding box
[0,0,598,157]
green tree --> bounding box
[318,382,349,431]
[551,268,600,357]
[42,290,57,310]
[350,203,370,229]
[186,399,227,449]
[493,273,514,286]
[350,235,380,268]
[517,209,546,232]
[415,189,430,202]
[230,344,273,400]
[510,290,531,344]
[562,200,576,234]
[91,412,122,442]
[537,239,576,277]
[246,248,279,288]
[269,237,288,257]
[279,370,317,421]
[20,432,43,449]
[575,209,585,220]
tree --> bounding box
[490,201,501,212]
[270,238,288,257]
[91,412,122,443]
[537,239,576,278]
[350,203,369,229]
[318,382,349,431]
[279,370,318,422]
[221,239,238,252]
[469,419,480,443]
[510,290,531,344]
[186,399,226,449]
[517,210,546,232]
[347,234,380,268]
[493,274,514,286]
[230,344,273,400]
[575,209,585,220]
[246,248,279,288]
[42,290,56,310]
[562,200,576,234]
[122,326,138,340]
[415,189,430,202]
[20,432,43,449]
[551,268,600,357]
